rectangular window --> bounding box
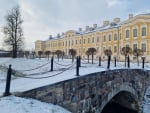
[114,34,117,41]
[108,35,111,41]
[133,44,137,51]
[133,29,137,37]
[97,37,99,42]
[92,37,94,43]
[126,30,130,38]
[141,43,146,52]
[103,35,106,42]
[88,38,90,43]
[120,33,121,40]
[142,27,146,36]
[114,46,117,53]
[76,40,77,45]
[80,39,82,44]
[84,39,85,44]
[126,44,129,48]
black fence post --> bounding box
[79,56,81,67]
[51,57,54,71]
[127,55,130,68]
[107,55,111,69]
[114,57,116,67]
[99,56,101,66]
[4,64,12,96]
[142,57,145,69]
[76,56,79,76]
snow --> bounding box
[0,95,71,113]
[0,57,150,113]
[143,86,150,113]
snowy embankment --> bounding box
[0,95,71,113]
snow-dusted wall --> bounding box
[18,69,149,113]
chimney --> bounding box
[93,24,97,28]
[85,26,89,31]
[129,14,133,19]
[78,28,82,32]
[113,18,120,23]
[57,33,60,38]
[62,32,64,35]
[49,35,52,38]
[103,21,109,27]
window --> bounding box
[133,29,137,37]
[142,27,146,36]
[126,44,129,48]
[108,34,111,41]
[80,39,82,44]
[141,43,146,52]
[76,40,77,45]
[126,30,130,38]
[120,33,122,40]
[97,47,99,52]
[72,40,74,45]
[69,41,70,46]
[92,37,94,43]
[114,46,117,53]
[103,47,105,51]
[103,35,106,42]
[66,41,67,46]
[88,38,90,43]
[133,44,137,51]
[97,37,99,42]
[83,39,85,44]
[114,34,117,41]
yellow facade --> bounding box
[35,13,150,61]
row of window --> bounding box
[103,43,146,53]
[126,27,146,38]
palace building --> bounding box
[35,13,150,61]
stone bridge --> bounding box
[17,69,150,113]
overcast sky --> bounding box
[0,0,150,50]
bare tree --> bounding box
[88,48,97,64]
[69,49,76,62]
[121,47,132,67]
[104,49,112,69]
[32,51,36,59]
[45,50,51,60]
[55,50,62,61]
[3,6,24,58]
[104,49,112,57]
[85,50,91,63]
[61,51,65,61]
[133,49,143,66]
[24,51,29,58]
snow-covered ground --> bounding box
[0,95,71,113]
[0,57,150,113]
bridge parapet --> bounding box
[17,69,149,113]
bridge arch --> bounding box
[99,84,139,113]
